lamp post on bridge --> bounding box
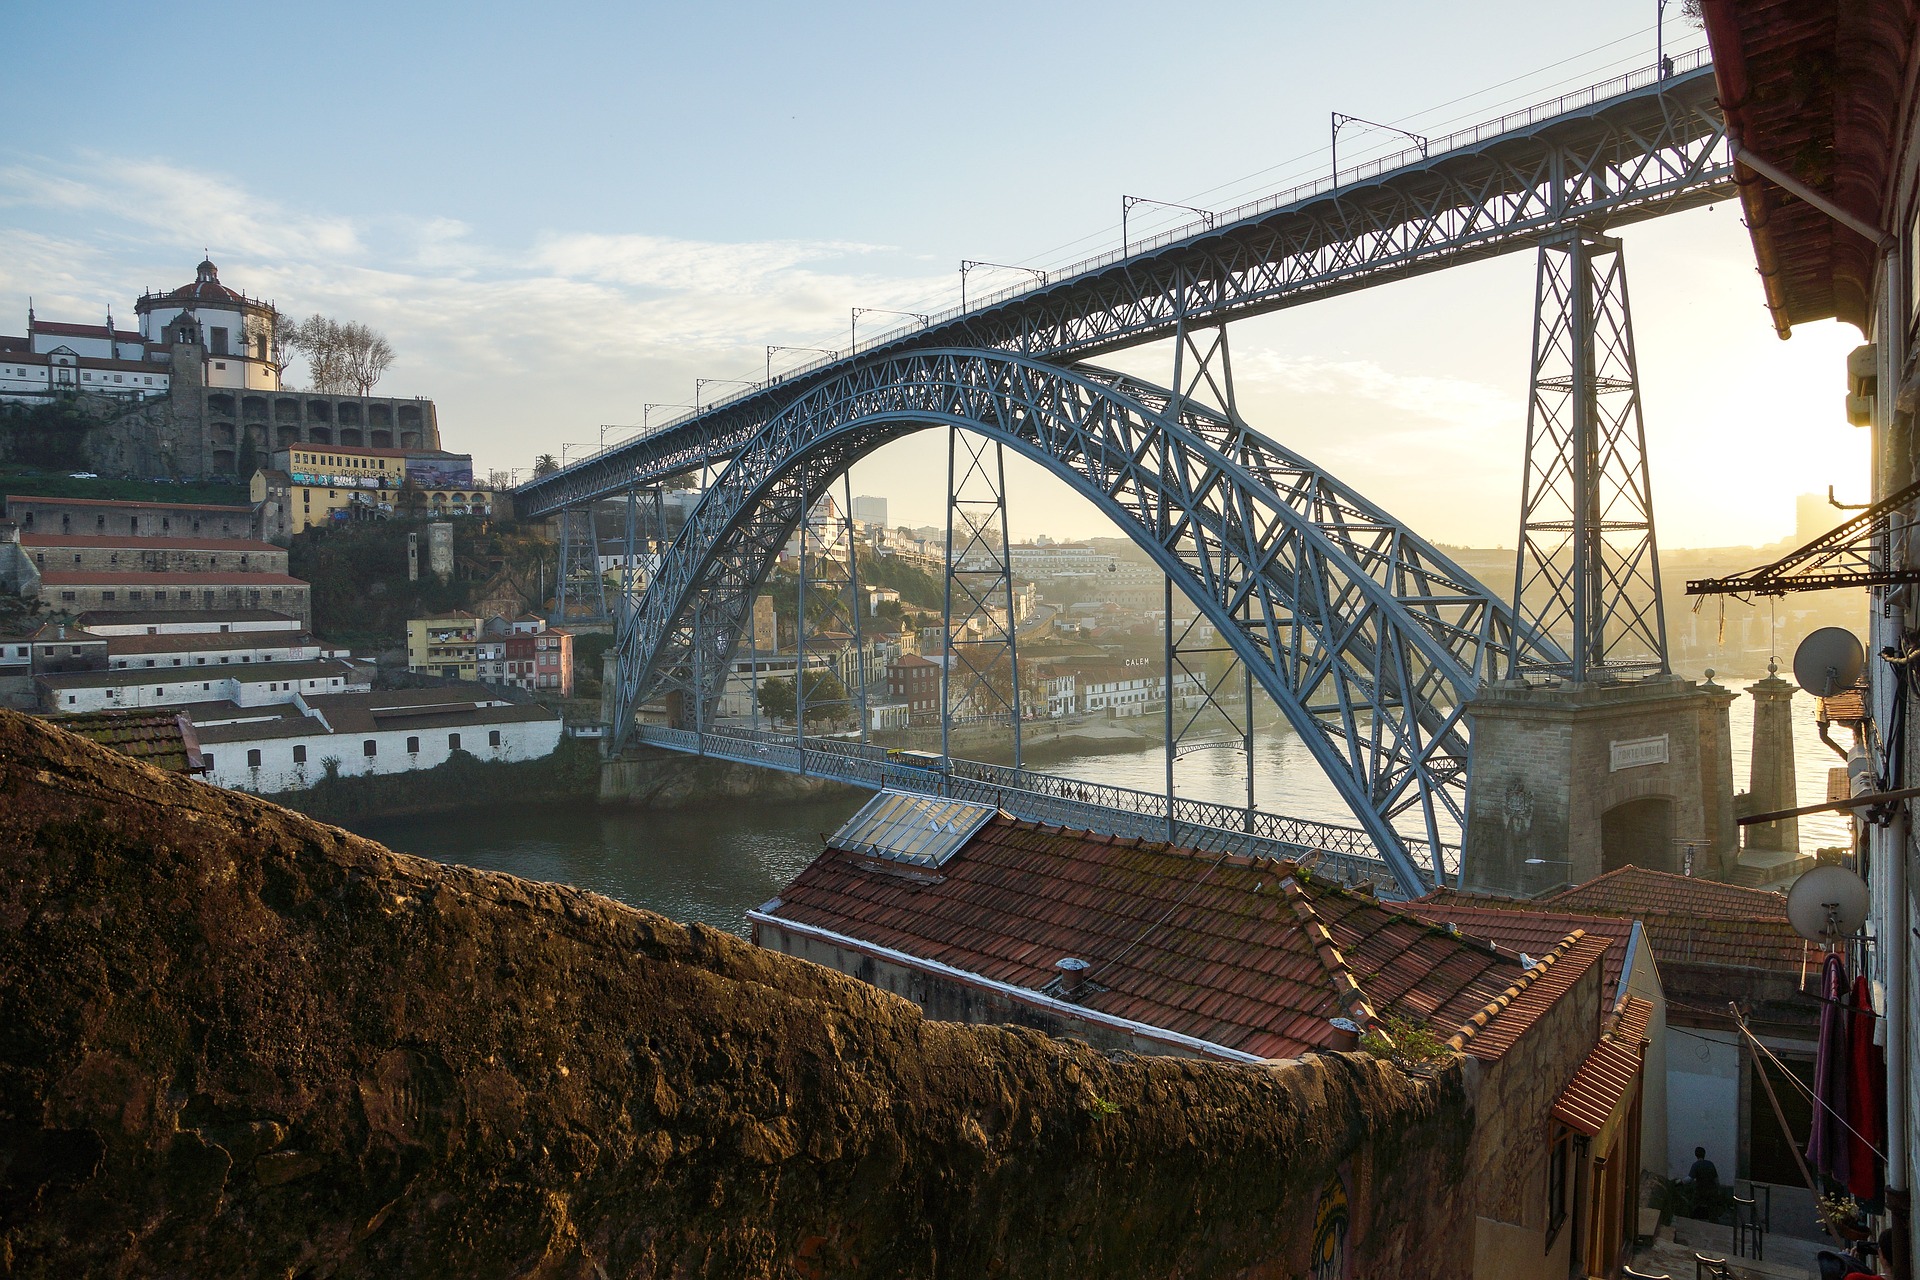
[641,402,696,434]
[1120,195,1215,257]
[765,345,838,384]
[1329,113,1429,191]
[693,377,758,414]
[849,306,930,355]
[598,423,640,453]
[959,260,1047,310]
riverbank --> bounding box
[260,738,604,825]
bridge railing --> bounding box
[630,723,1428,893]
[568,46,1717,462]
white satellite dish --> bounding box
[1786,863,1871,944]
[1792,627,1865,697]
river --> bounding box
[347,672,1854,936]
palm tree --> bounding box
[533,454,559,476]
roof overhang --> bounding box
[1701,0,1918,337]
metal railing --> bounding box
[633,722,1416,892]
[559,48,1715,464]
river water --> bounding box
[347,673,1854,936]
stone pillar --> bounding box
[428,523,453,583]
[1745,660,1801,853]
[1462,674,1737,897]
[407,532,419,583]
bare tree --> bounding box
[283,315,395,395]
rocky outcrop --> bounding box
[0,710,1474,1278]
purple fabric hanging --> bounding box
[1806,952,1851,1187]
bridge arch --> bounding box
[611,348,1561,889]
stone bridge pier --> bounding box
[1461,674,1737,896]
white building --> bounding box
[39,658,369,714]
[191,689,562,793]
[76,608,304,637]
[1,259,282,403]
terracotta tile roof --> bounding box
[1540,866,1790,922]
[1400,902,1634,1005]
[22,533,282,553]
[1452,932,1612,1061]
[763,817,1528,1060]
[51,709,205,772]
[1420,873,1806,978]
[1819,680,1869,724]
[5,494,252,514]
[38,571,307,587]
[1551,994,1652,1139]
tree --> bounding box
[756,676,797,723]
[533,454,560,477]
[283,315,395,395]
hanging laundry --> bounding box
[1807,952,1851,1187]
[1845,973,1884,1202]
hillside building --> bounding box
[189,689,562,794]
[38,657,368,714]
[407,613,481,681]
[4,495,256,540]
[2,258,443,478]
[253,443,488,537]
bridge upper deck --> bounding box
[517,51,1729,518]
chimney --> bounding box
[1055,957,1089,999]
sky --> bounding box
[0,1,1869,548]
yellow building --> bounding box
[406,613,481,680]
[250,445,491,539]
[253,445,406,536]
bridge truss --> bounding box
[515,53,1733,894]
[607,349,1566,891]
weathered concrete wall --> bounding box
[600,745,862,808]
[0,710,1475,1277]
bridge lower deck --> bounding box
[631,724,1432,895]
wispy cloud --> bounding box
[0,151,949,468]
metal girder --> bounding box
[607,348,1566,894]
[1687,476,1920,597]
[515,57,1730,521]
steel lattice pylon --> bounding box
[1511,231,1668,680]
[603,348,1566,894]
[942,429,1022,767]
[794,483,867,737]
[552,505,609,625]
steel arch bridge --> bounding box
[611,349,1567,891]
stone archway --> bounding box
[1601,795,1674,873]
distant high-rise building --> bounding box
[852,495,888,528]
[1795,491,1846,545]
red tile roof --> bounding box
[1551,994,1652,1139]
[1540,866,1789,921]
[1400,902,1634,1006]
[51,709,206,773]
[6,494,252,514]
[1420,870,1806,978]
[1452,932,1612,1061]
[22,533,282,553]
[30,320,143,342]
[38,572,307,587]
[763,817,1530,1060]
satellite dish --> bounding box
[1786,864,1871,944]
[1792,627,1865,697]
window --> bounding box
[1546,1126,1571,1247]
[204,754,213,769]
[363,740,378,757]
[293,745,307,765]
[407,736,420,753]
[247,749,262,768]
[448,733,461,750]
[488,730,501,747]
